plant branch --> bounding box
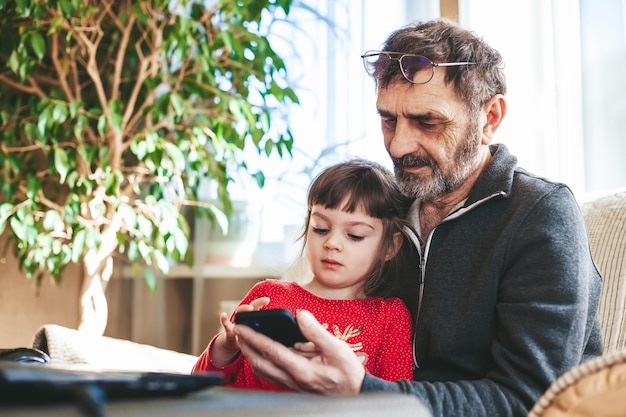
[50,31,75,101]
[0,142,43,154]
[0,74,46,98]
[109,0,135,101]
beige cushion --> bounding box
[528,350,626,417]
[32,324,197,374]
[581,190,626,355]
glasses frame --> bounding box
[361,50,475,84]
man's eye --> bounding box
[312,227,328,235]
[347,234,364,242]
[419,120,445,132]
[381,117,397,129]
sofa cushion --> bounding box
[32,324,198,374]
[580,190,626,355]
[528,350,626,417]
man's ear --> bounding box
[482,94,506,144]
[384,232,404,261]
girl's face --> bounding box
[304,201,385,300]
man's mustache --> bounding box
[392,154,436,170]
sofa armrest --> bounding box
[580,190,626,355]
[529,350,626,417]
[32,324,197,374]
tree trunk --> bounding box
[77,253,113,335]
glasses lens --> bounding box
[362,52,393,78]
[400,55,434,84]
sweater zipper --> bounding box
[410,191,505,369]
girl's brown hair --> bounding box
[301,158,413,297]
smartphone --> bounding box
[234,308,308,347]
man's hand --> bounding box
[234,309,365,394]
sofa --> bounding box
[29,323,198,374]
[9,189,626,416]
[529,189,626,416]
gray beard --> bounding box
[392,127,482,202]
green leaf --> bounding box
[37,107,50,137]
[26,174,41,199]
[59,0,75,16]
[109,99,123,133]
[97,114,107,136]
[144,268,156,292]
[69,101,82,118]
[42,210,61,231]
[163,142,185,171]
[29,32,46,60]
[208,204,229,235]
[24,122,38,142]
[54,147,70,183]
[52,102,68,124]
[118,204,137,231]
[136,214,153,238]
[170,93,184,117]
[173,227,189,255]
[251,171,265,188]
[72,229,86,263]
[49,15,65,34]
[0,203,14,235]
[153,250,170,274]
[10,216,27,241]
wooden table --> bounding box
[0,386,432,417]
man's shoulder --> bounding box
[511,167,575,204]
[482,143,575,203]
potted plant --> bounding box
[0,0,299,335]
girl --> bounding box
[192,159,414,390]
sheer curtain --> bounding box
[460,0,586,195]
[461,0,626,197]
[253,0,428,250]
[252,0,626,259]
[579,0,626,192]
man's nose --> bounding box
[387,122,422,158]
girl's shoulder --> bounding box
[366,296,411,318]
[247,279,302,297]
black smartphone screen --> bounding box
[234,309,308,347]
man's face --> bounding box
[376,70,484,202]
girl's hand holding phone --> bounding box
[211,297,270,366]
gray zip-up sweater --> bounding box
[362,144,603,417]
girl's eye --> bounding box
[347,234,364,242]
[312,227,328,235]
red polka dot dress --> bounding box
[192,279,414,391]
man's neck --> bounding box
[419,148,492,239]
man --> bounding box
[234,19,603,417]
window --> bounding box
[247,0,429,264]
[246,0,626,267]
[461,0,626,195]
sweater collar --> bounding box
[465,143,517,206]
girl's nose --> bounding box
[323,233,342,251]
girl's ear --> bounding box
[384,232,404,261]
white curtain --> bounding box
[460,0,586,196]
[461,0,626,196]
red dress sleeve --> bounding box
[191,281,274,374]
[369,297,414,381]
[191,279,287,389]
